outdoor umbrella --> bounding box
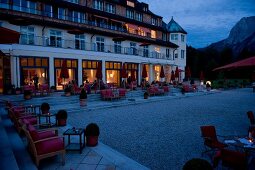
[171,70,175,82]
[131,69,136,82]
[185,66,191,80]
[160,65,165,83]
[60,60,69,84]
[142,65,148,79]
[175,67,179,82]
[121,64,127,88]
[96,62,102,90]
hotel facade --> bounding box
[0,0,187,93]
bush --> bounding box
[50,86,56,90]
[79,88,87,99]
[64,86,71,93]
[85,123,100,136]
[56,110,68,119]
[24,90,31,96]
[183,158,212,170]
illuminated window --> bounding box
[127,1,134,7]
[151,30,156,39]
[155,47,160,53]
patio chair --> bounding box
[213,149,247,170]
[21,125,65,167]
[200,126,227,157]
[247,111,255,126]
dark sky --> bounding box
[142,0,255,48]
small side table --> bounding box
[38,113,57,127]
[63,128,85,154]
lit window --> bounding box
[20,26,34,45]
[127,1,134,7]
[151,30,156,39]
[155,47,160,53]
[171,34,178,41]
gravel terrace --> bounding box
[66,88,255,170]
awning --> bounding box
[0,27,20,44]
[213,56,255,71]
[112,37,126,41]
[139,42,151,46]
[67,29,85,34]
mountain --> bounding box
[205,16,255,59]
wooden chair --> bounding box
[213,149,247,170]
[200,126,227,157]
[21,125,65,167]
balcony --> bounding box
[0,3,178,48]
[19,35,173,60]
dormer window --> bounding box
[126,9,134,19]
[135,13,143,22]
[143,7,147,12]
[152,18,158,26]
[127,1,135,7]
[93,0,103,11]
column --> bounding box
[138,63,141,86]
[78,58,82,86]
[49,56,54,87]
[149,64,153,83]
[102,60,106,83]
[11,56,20,87]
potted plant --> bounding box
[24,90,32,100]
[85,123,100,147]
[144,92,149,99]
[15,87,22,94]
[64,86,71,96]
[79,88,87,106]
[56,110,67,126]
[40,102,50,114]
[50,86,56,93]
[206,83,211,91]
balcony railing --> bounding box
[0,3,152,38]
[19,35,173,60]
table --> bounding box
[63,128,85,154]
[38,113,56,127]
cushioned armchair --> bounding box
[22,125,65,167]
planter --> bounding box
[80,99,87,106]
[85,123,100,147]
[16,91,21,95]
[57,119,66,126]
[24,94,31,100]
[144,95,148,99]
[86,136,98,146]
[65,92,71,96]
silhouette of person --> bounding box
[33,74,39,89]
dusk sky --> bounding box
[142,0,255,48]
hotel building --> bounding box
[0,0,187,93]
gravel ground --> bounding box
[66,88,255,170]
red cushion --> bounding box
[35,138,64,155]
[27,124,55,141]
[24,117,37,125]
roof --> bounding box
[213,56,255,71]
[166,17,187,34]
